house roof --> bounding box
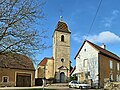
[0,53,34,70]
[75,40,120,61]
[38,57,53,66]
[70,66,76,76]
[55,21,71,33]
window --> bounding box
[61,35,64,42]
[117,63,119,71]
[116,75,119,81]
[85,73,88,80]
[2,76,8,82]
[84,49,86,52]
[119,75,120,81]
[61,58,64,62]
[83,59,88,68]
[110,74,113,81]
[110,60,113,69]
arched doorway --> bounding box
[60,72,65,83]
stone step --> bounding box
[47,83,68,87]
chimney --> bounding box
[101,43,106,49]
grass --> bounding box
[14,88,57,90]
[21,88,56,90]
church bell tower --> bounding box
[52,16,71,82]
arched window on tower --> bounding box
[61,35,64,42]
[61,58,64,62]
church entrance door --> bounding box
[60,72,65,83]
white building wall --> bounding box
[75,42,99,84]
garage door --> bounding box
[16,73,31,87]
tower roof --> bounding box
[54,17,71,33]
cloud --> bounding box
[84,31,120,44]
[112,10,119,16]
[72,33,82,43]
[102,10,120,28]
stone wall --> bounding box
[0,68,35,87]
[104,82,120,90]
[99,54,120,87]
[53,30,70,82]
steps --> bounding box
[47,83,68,87]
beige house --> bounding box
[74,40,120,88]
[36,17,71,83]
[36,57,54,80]
[0,53,35,87]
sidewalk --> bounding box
[0,86,43,90]
[0,86,69,90]
[0,86,104,90]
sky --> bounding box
[36,0,120,67]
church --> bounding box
[36,17,71,83]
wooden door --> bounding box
[60,72,65,83]
[16,73,31,87]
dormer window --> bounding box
[61,35,64,42]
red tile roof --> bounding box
[38,57,53,66]
[75,40,120,61]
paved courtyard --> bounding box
[0,86,103,90]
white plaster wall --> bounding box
[75,42,99,82]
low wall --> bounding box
[104,82,120,90]
[0,82,15,87]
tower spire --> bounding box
[59,16,63,22]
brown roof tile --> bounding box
[87,40,120,61]
[0,53,34,70]
[70,66,76,76]
[55,21,71,33]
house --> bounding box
[36,17,71,83]
[70,66,76,76]
[36,57,54,83]
[0,53,35,87]
[74,40,120,88]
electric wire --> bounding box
[86,0,103,39]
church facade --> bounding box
[36,17,71,83]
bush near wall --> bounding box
[70,75,77,81]
[35,78,43,86]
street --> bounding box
[0,86,103,90]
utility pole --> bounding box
[43,65,46,90]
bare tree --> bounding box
[0,0,48,62]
